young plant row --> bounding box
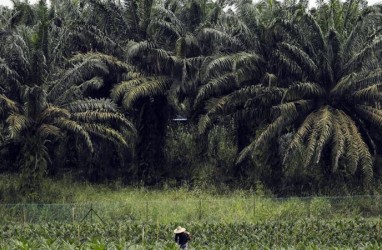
[1,218,382,249]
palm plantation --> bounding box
[0,0,382,198]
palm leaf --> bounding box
[126,40,155,59]
[111,77,157,101]
[313,106,335,164]
[331,110,346,172]
[204,52,260,79]
[55,118,93,152]
[65,98,118,113]
[82,123,128,146]
[199,28,244,49]
[274,50,303,77]
[0,94,19,114]
[48,60,109,102]
[343,35,382,74]
[195,72,238,105]
[301,13,326,51]
[283,111,318,164]
[72,111,136,133]
[356,105,382,128]
[352,83,382,102]
[272,99,314,117]
[6,113,28,138]
[39,106,70,123]
[283,82,325,101]
[36,124,62,139]
[121,76,171,109]
[237,113,298,164]
[279,42,318,76]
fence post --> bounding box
[90,204,93,224]
[198,199,202,220]
[72,207,76,224]
[146,201,149,222]
[77,224,80,242]
[23,206,27,225]
[253,196,256,220]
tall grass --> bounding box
[1,174,382,224]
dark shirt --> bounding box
[175,232,190,245]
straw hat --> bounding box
[174,226,186,234]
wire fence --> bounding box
[1,195,382,224]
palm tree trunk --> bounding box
[135,96,169,185]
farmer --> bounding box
[174,226,191,249]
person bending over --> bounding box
[174,226,191,249]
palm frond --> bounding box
[283,82,325,101]
[0,57,20,81]
[331,110,346,172]
[327,29,342,75]
[330,72,356,96]
[198,114,212,134]
[65,98,118,113]
[78,76,105,91]
[152,5,183,30]
[199,28,244,49]
[195,72,238,105]
[111,78,151,102]
[69,52,130,72]
[272,99,314,117]
[6,113,28,139]
[343,35,382,74]
[36,124,62,139]
[275,20,314,56]
[39,106,70,123]
[302,119,319,168]
[236,0,259,30]
[356,105,382,128]
[352,83,382,102]
[346,112,373,181]
[0,94,19,114]
[126,40,155,59]
[55,118,93,152]
[204,52,260,80]
[301,13,326,51]
[283,111,318,164]
[237,113,298,164]
[196,85,272,134]
[54,77,105,105]
[149,19,181,39]
[82,123,128,146]
[121,76,172,109]
[48,60,109,102]
[279,42,318,76]
[313,106,335,164]
[72,111,136,133]
[274,50,303,77]
[236,138,257,165]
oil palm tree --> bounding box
[239,5,382,186]
[110,0,237,183]
[194,0,303,130]
[0,8,135,198]
[191,0,304,185]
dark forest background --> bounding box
[2,0,382,199]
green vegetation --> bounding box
[1,219,382,249]
[2,2,382,249]
[0,175,382,226]
[1,0,382,198]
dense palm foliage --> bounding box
[1,0,382,197]
[234,1,382,187]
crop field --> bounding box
[1,219,382,249]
